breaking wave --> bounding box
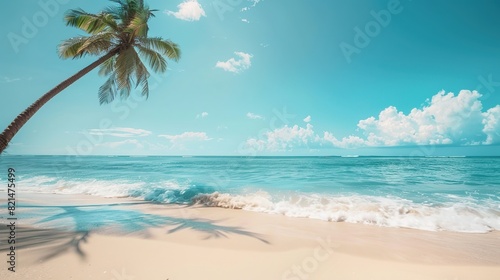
[13,175,500,233]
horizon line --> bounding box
[2,154,499,158]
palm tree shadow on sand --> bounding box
[0,202,269,262]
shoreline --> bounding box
[1,193,500,279]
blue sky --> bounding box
[1,0,500,156]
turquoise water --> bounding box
[1,155,499,233]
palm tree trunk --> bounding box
[0,48,120,154]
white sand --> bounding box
[1,193,499,279]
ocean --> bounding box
[1,155,499,233]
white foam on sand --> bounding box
[193,191,500,233]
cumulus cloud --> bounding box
[244,90,500,152]
[482,105,500,144]
[355,90,487,146]
[322,132,366,149]
[247,112,264,120]
[88,127,151,138]
[246,124,316,152]
[165,0,206,21]
[241,19,250,23]
[196,112,209,119]
[216,52,252,73]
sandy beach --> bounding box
[1,193,499,280]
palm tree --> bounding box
[0,0,180,154]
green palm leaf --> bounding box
[127,12,149,38]
[65,9,118,34]
[78,32,116,56]
[58,36,88,58]
[136,45,167,73]
[138,37,181,61]
[99,57,116,76]
[98,73,117,105]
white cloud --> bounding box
[245,123,352,152]
[165,0,206,21]
[322,132,366,149]
[1,76,21,83]
[158,132,211,148]
[246,124,316,152]
[88,127,151,138]
[215,52,253,73]
[241,19,250,23]
[482,105,500,144]
[1,76,32,84]
[244,90,500,152]
[196,112,209,119]
[355,90,486,146]
[246,112,264,120]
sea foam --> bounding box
[13,175,500,233]
[192,191,500,233]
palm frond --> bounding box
[139,77,149,98]
[131,50,150,97]
[137,37,180,61]
[120,46,150,98]
[77,32,116,56]
[58,36,88,59]
[126,11,149,38]
[98,73,117,104]
[114,47,136,94]
[136,45,167,73]
[111,0,142,28]
[119,87,132,100]
[65,9,118,34]
[104,2,126,22]
[99,57,116,76]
